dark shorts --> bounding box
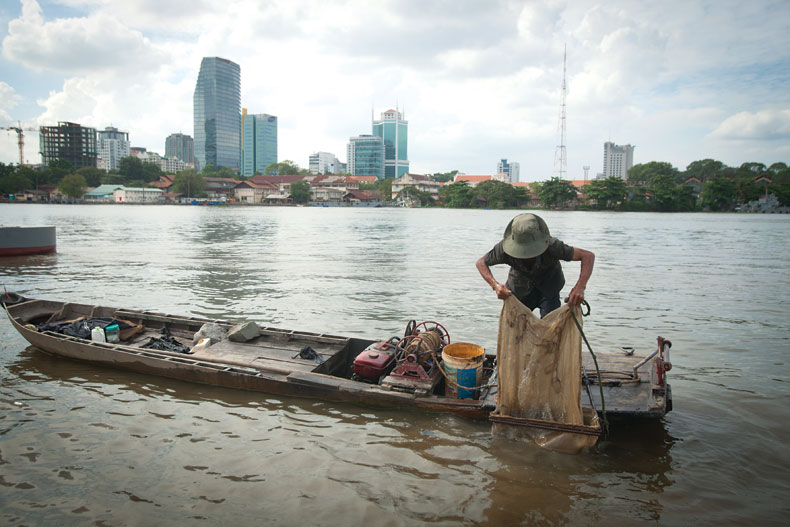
[517,289,561,318]
[510,264,565,318]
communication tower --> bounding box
[553,44,567,179]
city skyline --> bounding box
[1,0,788,180]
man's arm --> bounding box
[475,256,512,300]
[567,247,595,305]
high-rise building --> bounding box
[240,109,278,178]
[96,126,130,172]
[497,158,520,183]
[39,122,98,168]
[309,151,341,174]
[165,133,194,166]
[372,108,409,179]
[193,57,241,172]
[347,135,384,179]
[602,142,635,179]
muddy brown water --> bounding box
[1,204,788,525]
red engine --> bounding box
[353,338,398,383]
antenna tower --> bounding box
[553,44,567,179]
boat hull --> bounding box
[0,226,56,256]
[3,296,671,421]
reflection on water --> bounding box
[1,204,788,525]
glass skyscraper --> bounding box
[347,135,384,179]
[193,57,241,172]
[372,109,409,179]
[241,109,278,177]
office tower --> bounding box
[96,126,130,172]
[165,133,195,165]
[193,57,241,172]
[602,142,635,179]
[497,158,520,183]
[240,109,278,177]
[347,135,385,179]
[309,151,341,174]
[372,108,409,179]
[39,121,97,168]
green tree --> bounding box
[172,170,205,198]
[439,181,474,208]
[201,164,238,178]
[265,160,307,175]
[584,176,627,209]
[119,156,143,182]
[474,180,527,209]
[46,158,74,181]
[628,161,679,185]
[647,173,686,211]
[397,186,434,206]
[535,177,577,208]
[16,166,42,188]
[0,161,14,179]
[58,173,87,198]
[0,171,32,195]
[76,166,104,187]
[431,170,458,183]
[701,176,736,211]
[683,159,726,182]
[142,162,164,183]
[359,177,393,200]
[289,179,311,203]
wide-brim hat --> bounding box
[502,213,550,258]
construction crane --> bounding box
[1,121,38,167]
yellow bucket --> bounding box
[442,342,485,399]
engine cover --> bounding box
[353,344,396,382]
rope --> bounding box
[569,303,609,436]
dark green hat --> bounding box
[502,213,550,258]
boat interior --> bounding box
[10,299,498,402]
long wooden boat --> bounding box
[2,294,672,421]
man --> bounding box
[476,213,594,318]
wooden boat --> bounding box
[0,226,56,256]
[2,294,672,421]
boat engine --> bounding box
[351,321,450,394]
[351,336,400,383]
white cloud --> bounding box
[1,0,788,175]
[0,81,22,122]
[710,109,790,141]
[2,0,165,72]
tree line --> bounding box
[2,156,788,210]
[433,160,789,211]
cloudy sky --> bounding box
[1,0,788,180]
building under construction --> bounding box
[39,122,98,169]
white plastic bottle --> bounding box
[91,327,106,342]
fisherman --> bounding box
[475,213,594,318]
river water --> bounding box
[0,204,788,525]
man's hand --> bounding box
[494,282,512,300]
[567,285,585,306]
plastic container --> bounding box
[104,324,120,343]
[189,338,211,354]
[91,327,106,342]
[442,342,485,399]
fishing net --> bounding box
[493,296,599,453]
